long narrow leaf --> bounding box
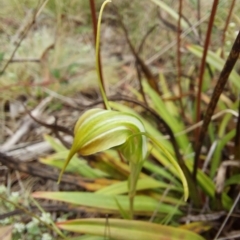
[40,151,108,178]
[149,0,189,29]
[96,178,182,195]
[57,218,205,240]
[32,192,182,215]
[187,44,240,89]
[143,81,192,155]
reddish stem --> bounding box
[177,0,184,117]
[89,0,107,108]
[89,0,97,44]
[194,0,219,160]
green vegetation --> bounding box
[1,0,240,239]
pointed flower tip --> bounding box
[57,172,63,184]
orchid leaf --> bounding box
[39,151,108,178]
[96,178,182,195]
[32,191,183,215]
[56,218,205,240]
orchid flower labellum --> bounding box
[58,108,147,183]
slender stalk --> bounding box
[128,162,142,219]
[89,0,97,44]
[95,0,111,110]
[194,31,240,180]
[220,0,236,58]
[194,0,219,178]
[197,0,202,41]
[176,0,185,117]
[90,0,108,109]
[234,100,240,162]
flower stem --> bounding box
[128,162,142,219]
[95,0,111,110]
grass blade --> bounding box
[56,218,205,240]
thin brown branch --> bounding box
[0,204,86,220]
[25,107,73,136]
[220,0,236,58]
[194,0,219,178]
[137,24,158,54]
[112,5,160,95]
[3,58,40,63]
[89,0,97,44]
[197,0,202,41]
[176,0,185,117]
[0,152,93,188]
[0,0,49,75]
[193,30,240,180]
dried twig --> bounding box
[0,0,49,75]
[0,152,94,187]
[1,97,52,151]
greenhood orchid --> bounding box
[58,108,147,182]
[57,0,188,219]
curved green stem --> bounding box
[96,0,111,110]
[128,162,143,219]
[147,134,189,201]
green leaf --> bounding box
[186,163,232,210]
[56,218,205,240]
[159,73,179,117]
[110,101,174,154]
[211,130,235,178]
[71,235,106,240]
[143,81,192,155]
[44,134,67,152]
[95,178,182,195]
[0,52,4,62]
[150,145,180,177]
[187,45,240,89]
[225,174,240,186]
[51,68,61,79]
[143,161,181,186]
[32,192,182,215]
[148,135,189,201]
[180,222,212,234]
[149,0,189,29]
[40,151,108,178]
[114,198,131,219]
